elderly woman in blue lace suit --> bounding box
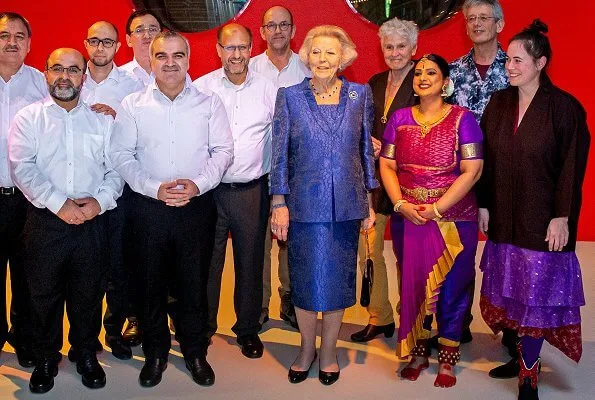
[270,25,378,386]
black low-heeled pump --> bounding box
[319,357,340,386]
[288,353,317,384]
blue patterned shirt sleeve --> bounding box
[449,46,509,123]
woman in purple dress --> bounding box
[478,20,590,400]
[379,54,483,388]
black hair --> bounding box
[509,19,552,70]
[417,53,450,77]
[0,12,32,37]
[125,9,162,35]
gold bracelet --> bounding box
[394,199,408,213]
[432,202,443,219]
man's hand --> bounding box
[158,179,199,207]
[56,199,86,225]
[91,103,116,119]
[73,197,102,221]
[371,137,381,159]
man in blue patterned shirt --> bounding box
[449,0,509,123]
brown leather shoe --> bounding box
[122,318,142,347]
[350,323,395,342]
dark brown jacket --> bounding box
[368,68,417,215]
[477,77,590,251]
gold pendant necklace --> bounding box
[413,105,451,137]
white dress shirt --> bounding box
[9,98,123,214]
[194,68,276,183]
[81,63,144,111]
[0,64,49,187]
[120,58,153,86]
[109,80,234,199]
[249,51,311,88]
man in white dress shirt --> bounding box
[110,31,233,388]
[195,23,276,360]
[81,19,144,360]
[9,48,123,393]
[120,10,162,86]
[0,12,47,368]
[250,6,311,328]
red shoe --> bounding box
[400,358,430,381]
[434,363,457,387]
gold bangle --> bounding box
[394,199,408,213]
[432,202,443,219]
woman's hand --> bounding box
[271,206,290,242]
[545,217,569,251]
[362,207,376,230]
[478,208,489,236]
[417,203,438,220]
[399,203,427,225]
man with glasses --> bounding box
[110,31,233,387]
[121,10,162,85]
[9,48,123,393]
[249,5,310,330]
[81,20,143,361]
[195,23,276,359]
[0,11,47,369]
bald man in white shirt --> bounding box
[0,11,48,369]
[10,48,123,394]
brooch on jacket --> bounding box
[349,91,358,100]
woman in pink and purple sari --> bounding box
[379,54,483,388]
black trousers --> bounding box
[132,192,215,360]
[207,176,269,338]
[0,189,32,348]
[23,207,107,360]
[103,185,137,336]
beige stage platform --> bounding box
[1,241,593,399]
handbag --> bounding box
[360,229,374,307]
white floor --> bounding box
[1,241,593,399]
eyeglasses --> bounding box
[217,43,250,53]
[131,26,160,36]
[262,22,292,32]
[86,38,116,48]
[46,65,83,76]
[0,32,28,42]
[466,16,497,24]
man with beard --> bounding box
[110,31,233,387]
[81,20,143,361]
[9,48,123,393]
[194,23,276,359]
[249,5,311,329]
[0,11,47,368]
[121,10,162,86]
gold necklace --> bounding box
[413,104,451,137]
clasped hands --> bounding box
[158,179,199,207]
[56,197,101,225]
[398,203,439,225]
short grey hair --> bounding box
[378,17,419,48]
[298,25,358,70]
[463,0,504,21]
[150,31,191,58]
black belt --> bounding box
[0,186,19,196]
[219,174,268,189]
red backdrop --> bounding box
[3,0,594,240]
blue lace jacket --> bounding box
[270,77,379,223]
[449,46,509,123]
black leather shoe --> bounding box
[350,323,395,342]
[139,358,167,387]
[280,293,298,329]
[76,354,106,389]
[105,334,132,360]
[319,365,340,386]
[489,357,520,379]
[237,334,264,359]
[29,355,61,394]
[68,340,103,362]
[123,319,142,347]
[185,357,215,386]
[288,353,317,384]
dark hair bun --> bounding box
[528,19,548,35]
